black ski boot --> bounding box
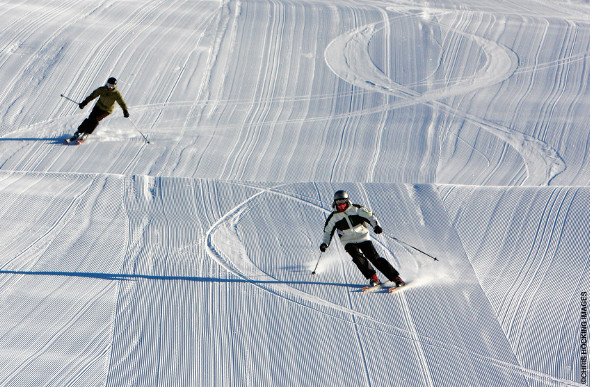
[65,132,82,144]
[394,276,406,288]
[370,274,381,287]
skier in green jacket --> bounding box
[66,77,129,143]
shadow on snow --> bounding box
[0,269,364,289]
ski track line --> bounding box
[73,0,184,90]
[501,188,575,352]
[136,2,220,144]
[217,0,285,180]
[370,0,590,24]
[0,281,116,387]
[510,190,576,355]
[324,12,566,186]
[398,292,434,387]
[204,185,382,323]
[337,254,373,387]
[0,178,93,272]
[120,142,149,176]
[168,0,240,173]
[440,193,576,386]
[498,188,563,331]
[0,0,84,109]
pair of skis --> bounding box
[64,134,88,145]
[362,281,407,293]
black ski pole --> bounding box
[311,252,323,275]
[386,235,439,262]
[60,94,79,105]
[129,118,150,144]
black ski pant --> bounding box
[77,106,111,134]
[345,240,399,281]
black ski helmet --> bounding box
[106,77,117,89]
[333,190,351,211]
[333,190,349,201]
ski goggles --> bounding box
[335,199,349,211]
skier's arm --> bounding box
[321,213,337,249]
[116,92,129,112]
[357,205,382,232]
[113,91,129,117]
[79,88,101,108]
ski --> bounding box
[65,133,88,145]
[388,281,408,293]
[361,283,382,293]
[361,281,407,293]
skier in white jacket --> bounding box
[320,190,405,288]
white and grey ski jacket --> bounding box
[322,204,380,247]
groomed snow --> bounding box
[0,0,589,386]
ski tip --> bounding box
[388,283,409,293]
[361,284,382,293]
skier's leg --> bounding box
[75,119,90,135]
[345,243,377,279]
[66,118,89,142]
[358,241,400,281]
[83,107,110,134]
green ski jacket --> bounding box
[81,86,128,114]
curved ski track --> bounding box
[324,10,566,186]
[205,185,382,323]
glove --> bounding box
[123,109,129,118]
[374,225,383,234]
[320,243,328,252]
[79,102,87,109]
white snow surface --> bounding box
[0,0,589,386]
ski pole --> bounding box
[129,118,150,144]
[311,252,323,275]
[60,94,79,105]
[386,235,439,262]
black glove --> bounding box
[374,225,383,234]
[320,243,328,252]
[123,109,129,118]
[79,102,87,109]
